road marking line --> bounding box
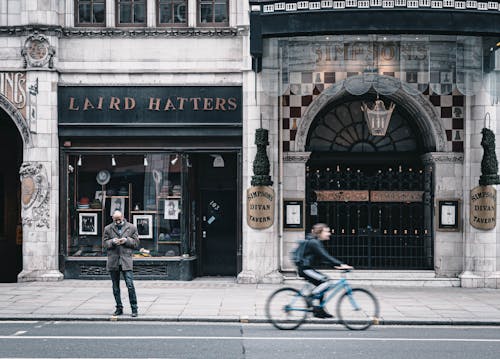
[1,336,500,342]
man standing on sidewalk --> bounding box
[103,210,140,317]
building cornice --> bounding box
[250,0,500,14]
[0,26,247,38]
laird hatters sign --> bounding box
[470,186,496,230]
[247,187,274,229]
[58,86,242,125]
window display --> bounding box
[67,153,186,257]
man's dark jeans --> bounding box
[110,267,138,312]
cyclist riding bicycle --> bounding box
[297,223,352,318]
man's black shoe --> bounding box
[131,311,138,317]
[312,306,334,319]
[113,308,123,316]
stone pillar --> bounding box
[17,69,62,282]
[422,152,464,278]
[281,152,310,271]
[237,69,282,284]
[460,93,500,288]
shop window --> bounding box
[198,0,228,26]
[67,153,187,258]
[116,0,146,26]
[158,0,188,26]
[75,0,106,26]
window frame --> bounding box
[74,0,106,27]
[157,0,188,27]
[197,0,229,27]
[116,0,147,27]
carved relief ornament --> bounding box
[21,32,55,69]
[19,162,50,228]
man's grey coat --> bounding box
[103,220,140,271]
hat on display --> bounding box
[96,170,111,185]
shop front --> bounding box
[246,2,500,286]
[58,86,242,280]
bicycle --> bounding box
[265,267,380,330]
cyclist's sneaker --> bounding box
[305,295,314,308]
[313,306,334,318]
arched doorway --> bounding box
[0,108,23,282]
[305,95,433,269]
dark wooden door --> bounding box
[200,189,237,275]
[193,153,238,276]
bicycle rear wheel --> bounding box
[336,288,379,330]
[265,287,309,330]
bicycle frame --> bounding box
[286,277,359,314]
[317,278,360,311]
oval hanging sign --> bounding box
[470,186,496,230]
[247,186,274,229]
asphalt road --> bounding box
[0,321,499,358]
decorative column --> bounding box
[460,101,500,288]
[17,31,62,281]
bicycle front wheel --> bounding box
[337,288,379,330]
[265,287,309,330]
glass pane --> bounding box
[119,4,132,23]
[68,153,185,257]
[214,3,227,23]
[78,4,91,23]
[200,4,212,23]
[134,3,146,23]
[93,3,105,23]
[174,1,187,23]
[159,4,173,23]
[156,154,183,250]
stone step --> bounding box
[283,270,461,287]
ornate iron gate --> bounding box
[306,162,433,269]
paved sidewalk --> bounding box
[1,279,500,325]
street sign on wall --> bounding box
[470,186,496,230]
[247,186,274,230]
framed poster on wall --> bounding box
[79,213,98,235]
[133,214,153,239]
[284,199,304,231]
[437,199,460,231]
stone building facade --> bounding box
[0,0,252,282]
[2,1,500,288]
[244,0,500,288]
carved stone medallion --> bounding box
[19,162,50,228]
[21,32,55,69]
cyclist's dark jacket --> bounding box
[299,234,343,270]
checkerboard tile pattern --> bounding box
[281,71,464,152]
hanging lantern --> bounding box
[361,96,395,136]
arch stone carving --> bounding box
[0,95,32,147]
[294,75,446,153]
